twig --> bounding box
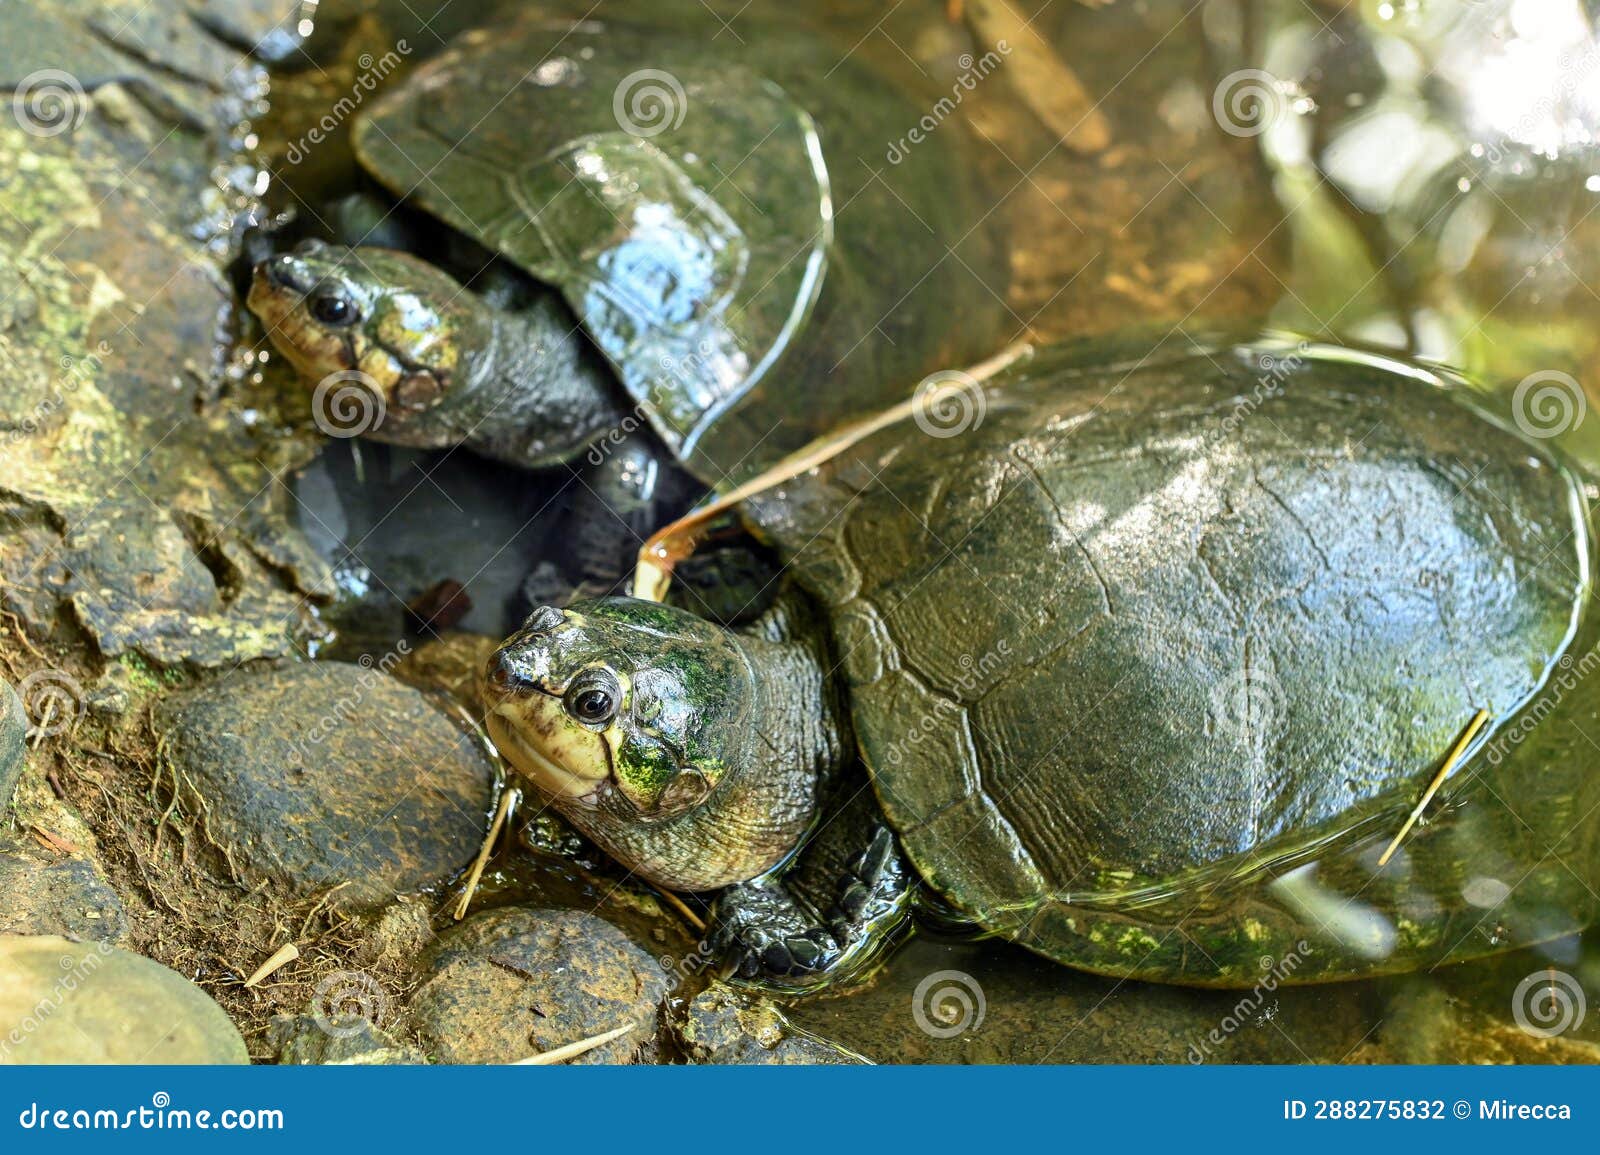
[297,881,353,939]
[28,696,54,749]
[242,941,300,988]
[513,1023,634,1065]
[649,883,707,933]
[1378,709,1490,867]
[454,786,518,921]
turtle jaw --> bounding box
[485,693,611,807]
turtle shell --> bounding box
[355,6,1009,487]
[740,338,1597,984]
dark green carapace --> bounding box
[489,339,1600,987]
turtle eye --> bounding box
[310,291,357,327]
[564,670,621,727]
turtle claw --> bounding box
[713,825,910,989]
[828,824,908,944]
[712,882,840,983]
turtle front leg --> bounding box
[714,825,912,987]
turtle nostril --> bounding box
[490,652,533,694]
[264,254,309,292]
[526,605,564,634]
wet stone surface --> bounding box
[155,661,495,909]
[674,983,869,1065]
[409,907,669,1064]
[0,935,247,1064]
[0,836,128,943]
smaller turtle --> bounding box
[483,338,1599,988]
[247,8,1008,484]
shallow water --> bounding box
[248,0,1600,1063]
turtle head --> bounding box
[248,240,487,427]
[487,599,754,819]
[486,598,819,889]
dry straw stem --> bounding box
[454,786,519,920]
[635,342,1032,602]
[1377,708,1490,867]
[243,942,300,988]
[513,1023,634,1065]
[650,883,707,933]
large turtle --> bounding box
[483,336,1600,987]
[247,5,1008,487]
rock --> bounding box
[786,936,1379,1064]
[410,908,668,1064]
[155,661,495,909]
[0,934,247,1063]
[0,836,127,942]
[674,983,869,1065]
[0,0,331,671]
[268,1013,426,1066]
[0,678,22,805]
[352,898,435,970]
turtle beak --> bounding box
[484,648,611,805]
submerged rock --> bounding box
[410,907,667,1064]
[674,983,869,1065]
[0,934,247,1063]
[155,661,495,908]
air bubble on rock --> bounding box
[1462,876,1512,908]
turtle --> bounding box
[246,4,1009,488]
[482,335,1600,988]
